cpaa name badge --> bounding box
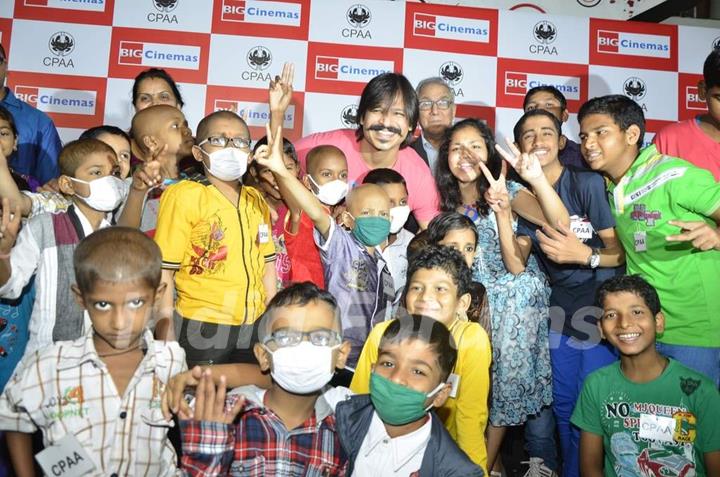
[35,434,95,477]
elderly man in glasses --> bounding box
[410,77,457,174]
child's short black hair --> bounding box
[578,95,645,146]
[406,245,472,297]
[362,168,407,189]
[513,109,563,145]
[425,212,478,249]
[596,275,661,316]
[704,48,720,90]
[59,138,116,177]
[0,105,18,137]
[257,282,340,340]
[74,227,162,294]
[356,73,418,147]
[523,85,567,111]
[380,314,458,382]
[252,135,298,163]
[80,125,131,144]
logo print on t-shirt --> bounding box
[630,204,661,227]
[680,377,700,396]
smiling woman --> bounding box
[132,68,185,112]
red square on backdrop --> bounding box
[678,73,705,121]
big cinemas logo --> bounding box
[590,19,677,70]
[504,72,580,100]
[205,86,304,140]
[497,59,587,110]
[14,85,96,116]
[110,28,209,83]
[405,3,497,55]
[213,0,307,40]
[16,0,112,25]
[307,43,401,95]
[678,73,705,121]
[22,0,105,11]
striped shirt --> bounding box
[154,180,276,326]
[0,329,187,477]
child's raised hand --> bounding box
[131,145,166,191]
[182,369,244,424]
[268,62,294,114]
[666,220,720,251]
[0,198,21,257]
[162,365,203,420]
[495,138,544,184]
[478,158,511,213]
[254,124,288,175]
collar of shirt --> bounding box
[0,88,22,111]
[421,135,438,156]
[227,385,337,430]
[385,228,414,251]
[72,204,113,236]
[363,411,432,472]
[56,328,160,372]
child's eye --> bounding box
[321,171,331,177]
[408,285,422,292]
[128,299,145,310]
[380,211,389,218]
[632,309,644,316]
[603,312,616,320]
[436,286,447,293]
[379,360,394,368]
[465,245,475,253]
[412,368,427,376]
[93,301,111,311]
[340,172,348,180]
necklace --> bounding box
[98,343,142,358]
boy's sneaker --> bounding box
[521,457,557,477]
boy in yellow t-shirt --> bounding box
[351,245,492,473]
[155,111,276,367]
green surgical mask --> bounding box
[369,372,445,426]
[349,214,390,247]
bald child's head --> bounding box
[130,104,189,158]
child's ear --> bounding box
[654,312,665,334]
[597,320,606,340]
[71,284,86,309]
[697,80,707,100]
[142,134,158,154]
[561,108,569,123]
[456,292,471,316]
[430,382,452,409]
[301,174,312,191]
[154,282,167,303]
[253,343,272,373]
[191,145,205,163]
[333,341,352,370]
[58,175,76,196]
[625,124,642,146]
[340,211,354,230]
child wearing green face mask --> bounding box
[336,314,483,476]
[253,125,396,368]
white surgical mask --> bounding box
[308,174,348,206]
[200,147,248,181]
[70,175,129,212]
[266,341,336,394]
[389,205,411,234]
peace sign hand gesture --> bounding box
[476,152,510,214]
[269,63,294,115]
[494,138,544,185]
[253,123,288,176]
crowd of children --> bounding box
[0,47,718,477]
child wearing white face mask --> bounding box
[178,282,352,476]
[0,139,135,361]
[362,168,414,302]
[154,110,277,367]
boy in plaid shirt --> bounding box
[0,227,186,476]
[179,282,352,476]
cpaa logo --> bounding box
[340,104,359,128]
[241,46,272,82]
[577,0,602,6]
[149,0,179,24]
[343,4,372,39]
[45,32,75,68]
[153,0,178,12]
[623,77,647,101]
[533,21,556,44]
[439,61,465,97]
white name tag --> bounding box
[634,231,647,252]
[258,223,270,244]
[570,216,593,241]
[35,434,96,477]
[447,373,461,399]
[638,414,676,443]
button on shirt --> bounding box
[352,412,431,477]
[0,329,187,476]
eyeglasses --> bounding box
[198,136,251,149]
[418,99,453,111]
[263,328,341,349]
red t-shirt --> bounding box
[284,211,325,289]
[654,118,720,181]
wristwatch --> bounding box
[588,248,600,269]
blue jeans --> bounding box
[656,342,720,388]
[524,406,558,471]
[549,331,618,477]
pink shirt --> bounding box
[653,118,720,181]
[295,129,440,223]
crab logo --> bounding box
[439,61,463,86]
[247,46,272,71]
[347,4,371,28]
[713,36,720,50]
[533,21,556,44]
[48,32,75,57]
[576,0,602,6]
[341,105,358,128]
[624,77,646,101]
[153,0,178,12]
